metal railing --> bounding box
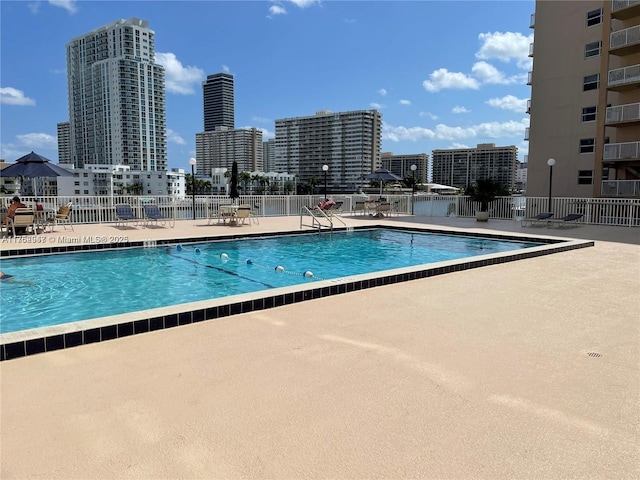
[611,24,640,49]
[612,0,640,12]
[603,141,640,160]
[608,64,640,87]
[606,102,640,123]
[3,194,639,227]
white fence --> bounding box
[4,194,639,227]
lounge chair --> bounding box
[353,201,367,216]
[49,202,74,232]
[8,208,38,236]
[234,206,252,226]
[143,204,175,228]
[372,202,392,218]
[323,201,344,215]
[521,212,554,227]
[548,213,584,228]
[115,204,139,228]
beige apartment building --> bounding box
[527,0,640,198]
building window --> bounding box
[587,8,602,26]
[583,74,599,91]
[582,106,597,122]
[580,138,595,154]
[585,41,601,58]
[578,170,593,185]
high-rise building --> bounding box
[431,144,518,190]
[263,139,276,173]
[381,152,429,184]
[274,109,382,192]
[65,18,167,171]
[203,73,235,131]
[195,127,263,174]
[57,122,71,165]
[527,1,640,198]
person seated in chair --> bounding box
[4,196,28,235]
[315,199,336,211]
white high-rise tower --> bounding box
[66,18,166,170]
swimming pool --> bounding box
[0,226,593,360]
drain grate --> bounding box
[586,352,602,358]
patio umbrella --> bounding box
[0,151,73,196]
[229,160,239,203]
[364,168,403,196]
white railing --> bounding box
[601,180,640,197]
[612,0,640,12]
[3,194,639,227]
[603,141,640,160]
[611,25,640,49]
[530,13,535,28]
[527,71,533,85]
[606,102,640,123]
[608,64,640,87]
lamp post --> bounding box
[546,158,556,213]
[322,164,329,200]
[189,157,197,220]
[411,164,417,215]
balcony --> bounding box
[528,43,534,57]
[601,180,640,197]
[611,0,640,19]
[603,141,640,161]
[526,99,531,114]
[524,127,530,141]
[605,102,640,124]
[527,71,533,85]
[610,25,640,55]
[608,63,640,90]
[530,13,535,28]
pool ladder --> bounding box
[300,206,346,232]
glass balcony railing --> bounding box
[606,102,640,123]
[608,64,640,87]
[610,25,640,50]
[603,141,640,160]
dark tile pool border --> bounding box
[0,226,594,361]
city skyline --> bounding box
[0,0,533,173]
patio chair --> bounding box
[234,206,252,226]
[115,204,139,228]
[548,213,584,228]
[251,203,260,225]
[353,201,367,216]
[49,202,74,232]
[372,202,392,218]
[206,203,219,225]
[521,212,554,227]
[9,208,38,236]
[143,204,175,228]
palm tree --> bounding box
[239,171,252,194]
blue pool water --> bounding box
[0,229,541,333]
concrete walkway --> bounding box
[1,215,638,479]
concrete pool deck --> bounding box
[1,214,639,479]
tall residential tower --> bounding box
[527,1,640,198]
[65,18,167,170]
[203,73,235,131]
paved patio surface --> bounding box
[1,214,639,479]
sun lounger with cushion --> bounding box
[521,212,554,227]
[115,204,139,227]
[548,213,584,228]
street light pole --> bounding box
[322,164,329,200]
[411,164,417,215]
[546,158,556,213]
[189,157,197,220]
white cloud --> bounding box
[16,133,58,149]
[48,0,77,14]
[259,127,275,140]
[422,68,480,92]
[166,129,186,145]
[289,0,320,7]
[0,87,36,106]
[419,111,438,120]
[486,95,528,113]
[476,31,533,66]
[268,5,287,16]
[452,106,470,114]
[450,142,470,149]
[399,99,411,106]
[28,2,40,14]
[369,102,385,109]
[471,61,524,85]
[382,118,528,142]
[155,52,204,95]
[378,88,387,97]
[222,65,230,73]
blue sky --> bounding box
[1,0,534,172]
